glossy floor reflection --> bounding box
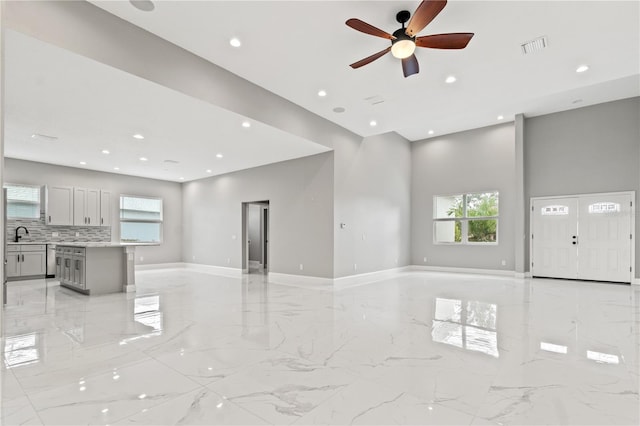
[2,270,639,425]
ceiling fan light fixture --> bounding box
[391,32,416,59]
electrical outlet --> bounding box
[226,258,231,264]
[299,264,304,271]
[395,258,398,265]
[192,255,196,261]
[501,260,506,266]
[231,235,237,240]
[75,232,80,237]
[423,257,427,263]
[139,256,144,262]
[354,263,358,271]
[362,233,366,240]
[52,232,59,237]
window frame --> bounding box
[4,183,42,219]
[119,194,164,244]
[433,191,499,245]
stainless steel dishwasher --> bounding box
[46,244,57,278]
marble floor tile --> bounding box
[2,271,638,425]
[114,387,268,425]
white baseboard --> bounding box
[514,272,532,279]
[185,263,243,277]
[268,272,333,289]
[410,265,515,277]
[334,266,411,290]
[632,278,640,285]
[136,262,186,271]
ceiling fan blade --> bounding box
[346,18,395,40]
[402,54,419,77]
[415,33,474,49]
[350,47,392,69]
[406,0,447,37]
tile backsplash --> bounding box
[7,212,111,243]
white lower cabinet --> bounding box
[6,245,46,279]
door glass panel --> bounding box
[588,202,620,214]
[541,205,569,215]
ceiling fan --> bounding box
[346,0,474,78]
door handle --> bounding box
[48,215,51,223]
[22,254,24,262]
[88,217,90,225]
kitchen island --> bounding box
[56,243,136,295]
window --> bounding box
[434,192,499,244]
[4,184,41,219]
[120,195,163,243]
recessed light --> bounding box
[445,75,457,84]
[206,169,212,173]
[229,38,241,48]
[369,120,377,127]
[576,64,589,73]
[133,134,144,140]
[129,0,154,12]
[428,130,434,135]
[318,90,327,97]
[101,149,110,155]
[138,393,147,399]
[179,177,185,181]
[242,121,251,128]
[497,115,504,120]
[139,157,148,161]
[114,167,120,171]
[79,161,86,165]
[216,153,223,158]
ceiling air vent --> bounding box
[30,133,58,142]
[521,36,548,55]
[364,95,385,106]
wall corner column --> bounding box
[514,114,526,275]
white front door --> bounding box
[577,193,632,282]
[532,197,579,279]
[531,192,634,283]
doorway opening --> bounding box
[242,201,269,275]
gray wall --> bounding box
[411,123,517,270]
[4,158,182,265]
[333,132,411,278]
[524,97,640,275]
[248,204,262,262]
[182,152,334,278]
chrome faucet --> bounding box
[14,226,29,243]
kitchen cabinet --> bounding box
[45,185,74,225]
[6,245,46,279]
[58,244,123,295]
[74,187,100,227]
[100,190,112,227]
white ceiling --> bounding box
[89,0,640,140]
[4,30,330,182]
[5,1,640,182]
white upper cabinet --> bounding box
[100,190,112,227]
[74,187,100,226]
[45,185,74,225]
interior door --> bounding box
[531,197,579,279]
[577,193,632,282]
